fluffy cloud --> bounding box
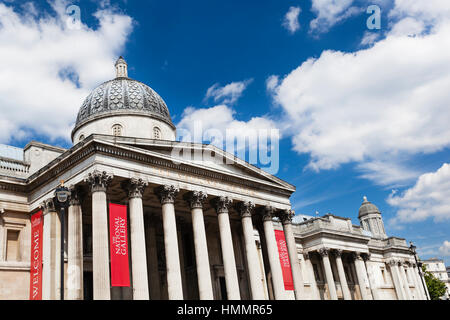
[269,0,450,185]
[176,104,281,174]
[0,0,133,143]
[177,105,279,150]
[387,163,450,223]
[204,79,253,105]
[282,6,301,34]
[439,241,450,257]
[309,0,362,34]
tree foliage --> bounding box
[422,265,447,300]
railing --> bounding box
[0,156,30,176]
[296,217,365,236]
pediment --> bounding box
[93,135,295,193]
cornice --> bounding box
[0,136,296,201]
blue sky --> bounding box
[0,0,449,264]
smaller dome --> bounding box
[358,196,381,218]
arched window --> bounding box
[112,124,123,136]
[79,134,85,141]
[153,127,161,139]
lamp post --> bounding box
[54,181,71,301]
[409,241,429,300]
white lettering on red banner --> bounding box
[29,211,43,300]
[109,203,130,287]
[275,230,294,290]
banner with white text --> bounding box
[274,230,294,290]
[29,210,43,300]
[109,203,130,287]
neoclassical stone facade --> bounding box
[0,58,428,300]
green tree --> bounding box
[422,265,447,300]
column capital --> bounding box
[211,196,233,214]
[333,249,344,257]
[362,253,371,262]
[350,252,364,261]
[184,191,208,209]
[235,201,255,219]
[85,170,113,193]
[40,198,56,214]
[388,259,400,267]
[69,185,83,206]
[123,178,148,199]
[155,185,179,205]
[318,247,330,257]
[278,209,295,225]
[260,206,276,222]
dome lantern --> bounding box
[115,56,128,78]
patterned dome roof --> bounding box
[358,196,381,218]
[72,57,174,136]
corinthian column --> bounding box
[333,249,351,300]
[155,185,183,300]
[304,252,320,300]
[236,201,265,300]
[211,196,240,300]
[352,252,371,300]
[124,178,149,300]
[319,248,337,300]
[85,170,113,300]
[67,186,83,300]
[185,191,214,300]
[278,210,305,300]
[41,199,60,300]
[389,259,406,300]
[260,206,285,300]
[399,262,412,300]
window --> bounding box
[6,230,20,261]
[79,134,85,141]
[112,124,123,136]
[153,127,161,139]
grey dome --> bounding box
[72,74,174,140]
[358,196,381,218]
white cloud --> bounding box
[0,1,133,144]
[309,0,362,34]
[356,160,420,187]
[177,105,279,150]
[387,163,450,223]
[268,1,450,185]
[439,241,450,257]
[282,6,301,34]
[360,31,381,46]
[204,79,253,105]
[266,75,280,93]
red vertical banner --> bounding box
[275,230,294,290]
[109,203,130,287]
[29,210,43,300]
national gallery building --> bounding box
[0,58,429,300]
